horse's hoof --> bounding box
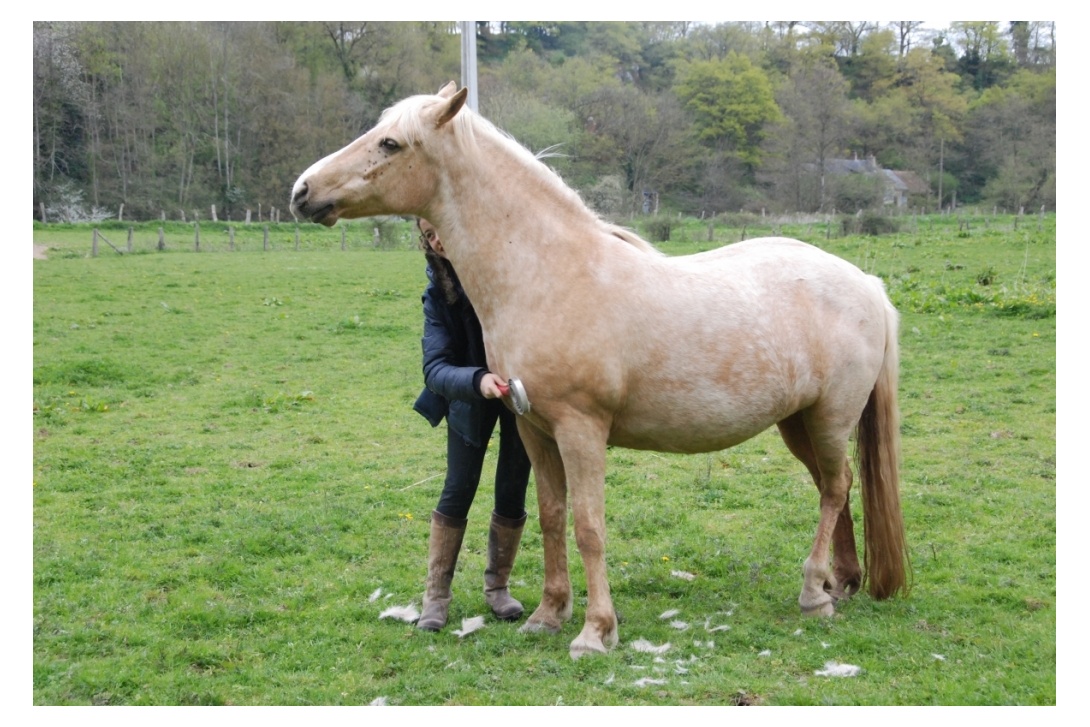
[520,606,563,634]
[801,600,837,617]
[827,585,853,602]
[568,622,617,659]
[569,636,609,660]
[519,619,560,635]
[835,577,862,599]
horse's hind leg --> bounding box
[777,412,862,613]
[778,414,863,597]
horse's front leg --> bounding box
[555,417,617,659]
[517,421,573,634]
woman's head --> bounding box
[417,218,445,258]
[418,218,458,305]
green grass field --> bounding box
[32,215,1056,705]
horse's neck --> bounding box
[434,140,597,329]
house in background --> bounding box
[825,155,930,208]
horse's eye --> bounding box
[379,138,400,152]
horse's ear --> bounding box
[436,87,468,127]
[437,81,458,98]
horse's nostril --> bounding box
[293,181,308,204]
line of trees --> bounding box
[33,21,1056,223]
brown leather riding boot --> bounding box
[484,511,527,621]
[417,510,467,632]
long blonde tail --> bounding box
[856,297,910,599]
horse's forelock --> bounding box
[377,93,484,151]
[378,96,430,147]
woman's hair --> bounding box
[417,218,460,305]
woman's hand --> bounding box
[479,372,509,399]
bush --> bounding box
[370,217,411,250]
[41,181,113,223]
[832,173,885,212]
[841,213,901,236]
[643,217,673,242]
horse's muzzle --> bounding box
[290,182,337,226]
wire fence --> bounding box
[82,219,419,257]
[38,206,1054,260]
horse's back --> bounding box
[604,236,892,453]
[665,236,890,324]
[675,236,860,274]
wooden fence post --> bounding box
[195,221,201,252]
[341,226,346,251]
[127,227,133,253]
[92,229,98,257]
[229,227,235,251]
[263,225,269,251]
[158,227,165,251]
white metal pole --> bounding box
[459,21,479,112]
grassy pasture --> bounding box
[32,216,1055,705]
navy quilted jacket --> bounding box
[412,265,498,447]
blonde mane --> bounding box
[385,93,662,257]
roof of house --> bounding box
[820,158,930,196]
[824,157,881,175]
[889,170,930,195]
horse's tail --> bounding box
[856,292,910,600]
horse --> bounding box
[290,82,909,659]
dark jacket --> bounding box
[412,264,497,447]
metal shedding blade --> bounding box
[507,377,531,415]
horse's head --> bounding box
[290,82,468,226]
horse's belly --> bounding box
[607,425,761,454]
[607,391,795,454]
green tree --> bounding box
[950,21,1014,90]
[891,21,926,58]
[839,28,897,101]
[575,85,698,214]
[960,68,1055,208]
[764,58,854,211]
[33,22,89,217]
[479,88,579,178]
[804,21,876,58]
[674,52,781,172]
[861,46,967,206]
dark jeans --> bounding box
[436,404,531,521]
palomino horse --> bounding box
[291,83,909,659]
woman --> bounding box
[411,218,532,631]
